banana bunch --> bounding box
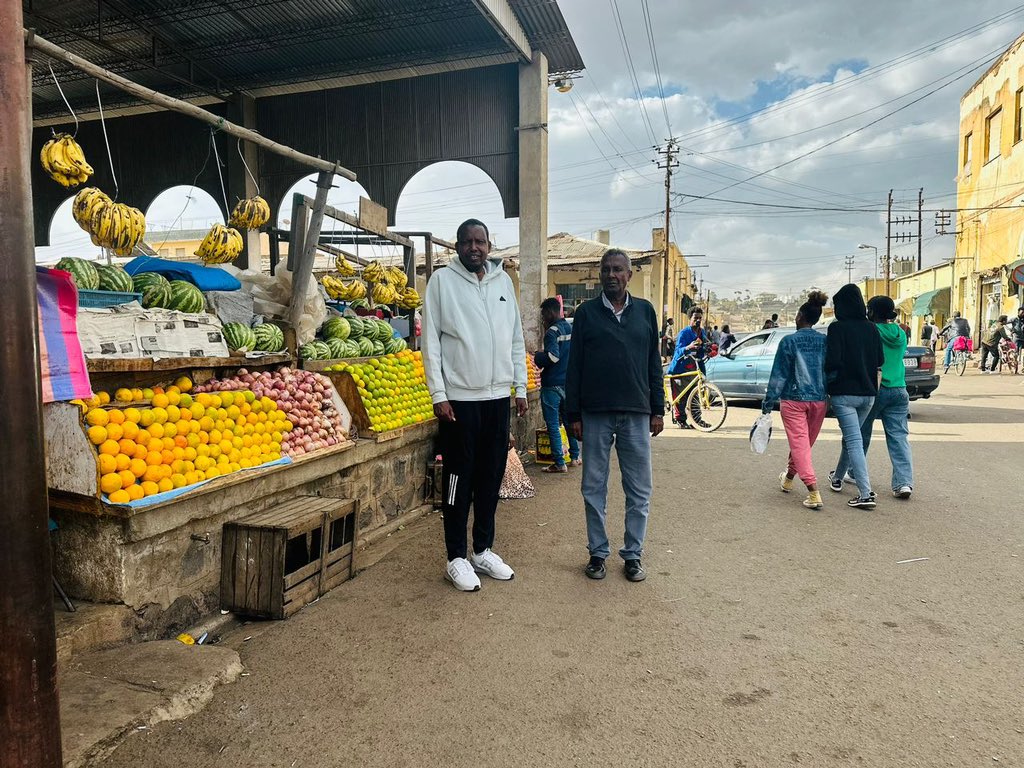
[362,260,386,283]
[195,223,244,264]
[398,287,422,310]
[227,196,270,230]
[40,134,93,187]
[71,187,146,256]
[334,254,357,277]
[322,275,367,301]
[371,281,399,305]
[385,265,408,291]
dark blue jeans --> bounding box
[540,386,579,467]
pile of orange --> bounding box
[327,350,433,433]
[526,354,540,392]
[83,380,292,504]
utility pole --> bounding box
[656,139,679,325]
[885,189,893,296]
[917,187,924,271]
[845,254,855,284]
[1,3,64,766]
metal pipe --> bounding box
[1,9,63,766]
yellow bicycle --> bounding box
[663,362,728,432]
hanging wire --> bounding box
[152,133,215,254]
[95,80,118,198]
[236,138,260,197]
[210,130,231,218]
[49,62,79,136]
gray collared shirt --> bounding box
[601,291,631,322]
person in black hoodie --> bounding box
[824,283,884,509]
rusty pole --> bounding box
[0,4,63,766]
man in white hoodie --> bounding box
[422,219,528,591]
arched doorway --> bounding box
[36,196,98,265]
[145,186,224,261]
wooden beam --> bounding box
[25,31,356,180]
[289,171,334,335]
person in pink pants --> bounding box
[761,291,830,509]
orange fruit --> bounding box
[147,438,163,453]
[100,472,122,494]
[176,421,191,437]
[140,481,160,497]
[107,489,130,504]
[170,473,187,489]
[152,386,165,396]
[161,449,175,465]
[143,465,162,483]
[99,439,120,456]
[145,451,163,467]
[139,409,155,427]
[121,421,139,440]
[126,484,145,501]
[130,388,144,401]
[118,469,136,489]
[97,391,111,405]
[114,388,133,403]
[105,423,124,441]
[161,436,175,450]
[157,478,174,493]
[98,453,117,474]
[175,376,193,393]
[167,391,181,407]
[151,393,169,409]
[178,408,192,422]
[106,408,124,425]
[86,408,109,427]
[123,407,141,424]
[114,453,131,471]
[174,434,188,448]
[118,438,136,456]
[172,446,185,461]
[190,403,205,420]
[129,458,147,478]
[133,443,149,460]
[87,425,107,445]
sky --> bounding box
[38,1,1024,299]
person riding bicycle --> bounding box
[941,311,972,373]
[980,315,1011,373]
[667,306,711,428]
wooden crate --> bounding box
[220,496,359,619]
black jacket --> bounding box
[825,284,884,397]
[565,294,664,422]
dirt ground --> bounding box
[102,372,1024,768]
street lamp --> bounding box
[858,243,878,282]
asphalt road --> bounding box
[102,370,1024,768]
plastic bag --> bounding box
[749,413,772,455]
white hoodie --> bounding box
[422,256,527,403]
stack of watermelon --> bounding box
[167,280,205,313]
[305,314,400,361]
[131,273,172,309]
[95,264,134,293]
[223,322,257,352]
[253,323,285,353]
[55,257,101,290]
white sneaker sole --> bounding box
[471,564,515,581]
[445,572,481,591]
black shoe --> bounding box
[585,556,606,580]
[624,559,647,582]
[848,496,877,510]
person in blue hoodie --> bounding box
[534,298,579,473]
[667,306,711,428]
[762,291,829,510]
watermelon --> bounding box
[384,337,405,355]
[253,323,284,353]
[223,322,257,352]
[131,272,172,308]
[346,317,364,339]
[343,340,361,358]
[167,280,205,313]
[378,320,395,342]
[55,257,100,290]
[371,340,385,357]
[357,337,374,357]
[322,317,351,341]
[325,338,347,359]
[96,264,134,293]
[299,342,318,360]
[311,340,331,359]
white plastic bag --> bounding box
[749,413,773,455]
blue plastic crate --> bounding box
[78,289,143,308]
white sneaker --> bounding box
[470,549,515,580]
[893,486,913,499]
[446,558,481,591]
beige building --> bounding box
[893,263,954,342]
[490,228,694,322]
[954,31,1024,336]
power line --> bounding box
[639,0,672,136]
[609,0,658,145]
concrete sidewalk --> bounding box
[90,372,1024,767]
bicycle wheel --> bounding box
[685,380,728,432]
[955,352,967,376]
[1009,351,1019,375]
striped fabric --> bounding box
[36,266,93,403]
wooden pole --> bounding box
[289,170,334,336]
[1,11,63,767]
[25,31,356,181]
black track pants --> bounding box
[439,398,511,561]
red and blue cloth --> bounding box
[37,266,92,403]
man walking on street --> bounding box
[534,297,579,473]
[980,315,1011,373]
[566,249,664,583]
[423,218,528,592]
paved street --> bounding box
[102,371,1024,768]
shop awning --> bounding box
[912,287,951,316]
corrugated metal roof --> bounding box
[27,0,584,120]
[491,232,655,267]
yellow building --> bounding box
[955,32,1024,336]
[893,263,953,342]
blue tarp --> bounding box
[124,256,242,291]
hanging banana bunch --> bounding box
[371,281,399,305]
[398,287,422,310]
[322,275,367,301]
[40,134,93,187]
[385,265,408,291]
[71,187,147,256]
[334,254,357,277]
[362,260,386,284]
[195,223,244,264]
[227,196,271,230]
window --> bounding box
[175,247,186,259]
[554,283,601,304]
[729,332,771,358]
[1015,89,1023,144]
[158,248,169,257]
[962,132,972,172]
[985,108,1002,163]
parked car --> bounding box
[705,326,939,403]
